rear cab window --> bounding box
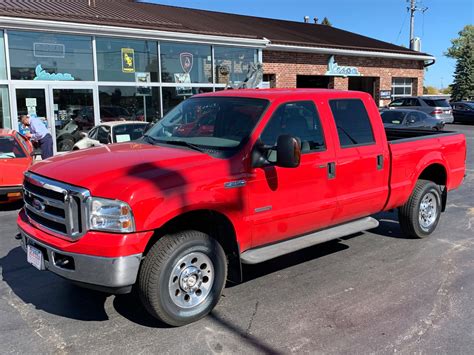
[329,99,375,148]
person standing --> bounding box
[20,114,53,159]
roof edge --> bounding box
[0,16,269,48]
[266,43,435,61]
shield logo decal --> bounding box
[180,52,193,73]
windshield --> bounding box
[0,136,26,158]
[145,97,269,149]
[381,110,406,124]
[113,123,148,143]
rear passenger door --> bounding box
[327,98,390,223]
[248,100,338,247]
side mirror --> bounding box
[276,135,301,168]
[80,132,88,138]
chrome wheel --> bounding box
[168,252,214,308]
[419,192,438,232]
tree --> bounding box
[445,25,474,101]
[450,42,474,101]
[445,25,474,59]
[321,17,332,26]
[423,86,439,95]
[441,86,452,95]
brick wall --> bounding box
[263,50,425,105]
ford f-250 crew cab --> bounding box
[17,89,466,326]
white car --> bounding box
[72,121,149,150]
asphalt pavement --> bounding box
[0,124,473,354]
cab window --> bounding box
[260,101,325,155]
[329,99,375,147]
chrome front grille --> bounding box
[23,172,90,240]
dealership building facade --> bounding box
[0,0,434,153]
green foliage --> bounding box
[440,87,452,95]
[321,17,332,26]
[450,42,474,101]
[423,86,439,95]
[445,25,474,59]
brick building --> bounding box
[0,0,434,154]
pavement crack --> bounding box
[3,289,68,354]
[246,300,259,336]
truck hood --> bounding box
[29,142,214,195]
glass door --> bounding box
[51,88,94,152]
[15,88,52,140]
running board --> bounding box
[240,217,379,264]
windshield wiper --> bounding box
[145,137,207,153]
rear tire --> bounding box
[398,179,442,238]
[138,230,227,326]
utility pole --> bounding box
[407,0,428,49]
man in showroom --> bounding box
[20,114,53,159]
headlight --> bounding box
[87,197,135,233]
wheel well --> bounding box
[418,163,448,211]
[144,210,242,283]
[418,164,447,186]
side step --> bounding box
[240,217,379,264]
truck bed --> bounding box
[385,128,459,142]
[384,128,466,211]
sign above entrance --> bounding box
[33,64,75,81]
[325,55,361,77]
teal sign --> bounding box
[325,55,361,77]
[34,64,75,81]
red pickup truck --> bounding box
[17,89,466,326]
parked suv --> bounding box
[388,96,454,123]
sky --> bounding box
[144,0,473,88]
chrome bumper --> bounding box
[19,230,142,290]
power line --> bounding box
[396,8,409,45]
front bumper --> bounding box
[0,185,22,203]
[19,229,142,291]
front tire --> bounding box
[398,179,442,238]
[138,230,227,326]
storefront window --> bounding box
[0,31,7,80]
[8,31,93,81]
[162,87,212,115]
[161,43,212,84]
[0,86,11,129]
[99,86,161,123]
[96,37,159,82]
[391,78,413,99]
[214,46,257,86]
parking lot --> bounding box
[0,123,473,355]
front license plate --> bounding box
[27,245,44,270]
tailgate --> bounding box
[384,132,466,210]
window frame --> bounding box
[259,100,327,155]
[328,98,376,149]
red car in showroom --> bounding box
[0,129,33,204]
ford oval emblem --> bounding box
[32,198,45,212]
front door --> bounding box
[15,88,52,154]
[247,100,338,248]
[14,86,95,154]
[51,88,94,152]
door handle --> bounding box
[377,155,384,170]
[327,162,336,179]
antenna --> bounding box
[408,0,428,49]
